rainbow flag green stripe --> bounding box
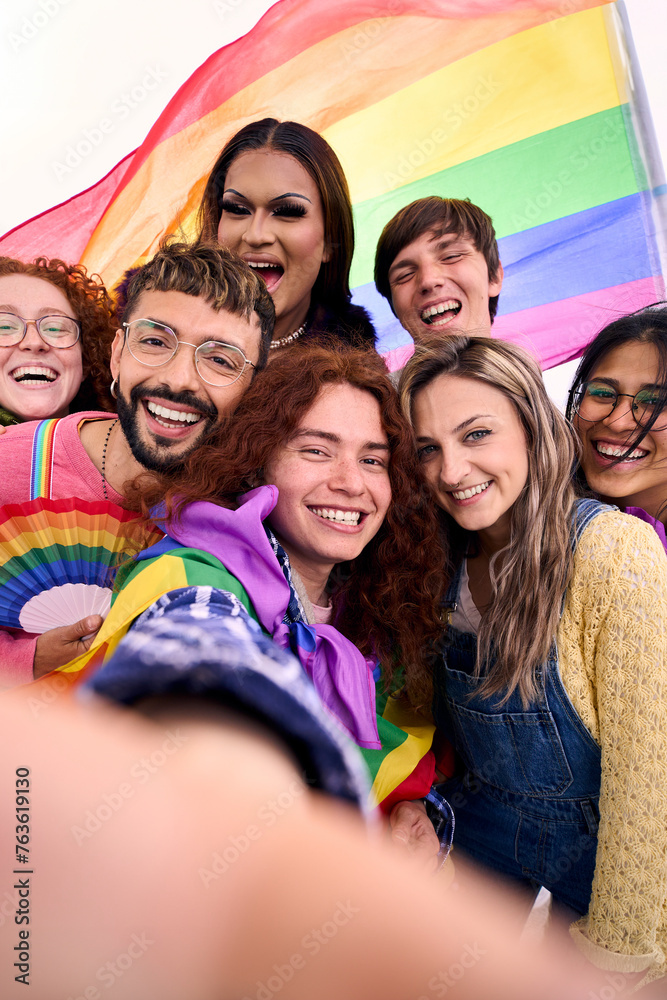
[351,106,641,287]
[109,546,257,614]
[68,546,259,676]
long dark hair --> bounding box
[566,304,667,470]
[197,119,355,316]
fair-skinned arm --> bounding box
[0,688,629,1000]
[389,798,441,870]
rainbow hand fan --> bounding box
[0,498,163,634]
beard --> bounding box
[115,383,219,473]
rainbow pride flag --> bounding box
[1,0,664,369]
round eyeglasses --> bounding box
[570,380,667,430]
[122,319,256,387]
[0,313,81,349]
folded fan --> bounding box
[0,497,163,634]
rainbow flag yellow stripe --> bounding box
[0,0,663,368]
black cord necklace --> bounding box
[100,419,118,501]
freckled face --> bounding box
[217,150,330,341]
[263,383,392,585]
[0,274,83,421]
[413,374,528,547]
[573,340,667,518]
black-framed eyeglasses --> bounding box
[122,319,256,388]
[0,312,81,349]
[570,379,667,430]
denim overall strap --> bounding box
[571,497,617,549]
[434,498,615,912]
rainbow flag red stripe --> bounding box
[1,0,664,368]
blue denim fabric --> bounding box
[434,499,614,914]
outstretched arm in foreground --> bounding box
[0,689,641,1000]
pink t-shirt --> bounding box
[0,412,122,688]
[311,602,333,625]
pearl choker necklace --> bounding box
[269,323,306,350]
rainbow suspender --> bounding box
[29,419,59,501]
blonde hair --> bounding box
[400,336,577,706]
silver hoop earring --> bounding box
[110,379,118,400]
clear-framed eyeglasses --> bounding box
[0,313,81,349]
[570,380,667,431]
[122,319,256,387]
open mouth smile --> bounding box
[246,259,284,294]
[308,506,364,526]
[450,481,491,501]
[144,399,204,432]
[594,441,648,462]
[11,366,58,385]
[420,300,462,327]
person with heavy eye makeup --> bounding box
[401,334,667,993]
[197,118,377,354]
[566,304,667,553]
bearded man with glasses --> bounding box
[0,241,274,683]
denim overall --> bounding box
[434,499,614,913]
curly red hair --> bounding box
[0,257,118,413]
[139,342,445,709]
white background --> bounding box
[1,0,664,403]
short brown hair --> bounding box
[374,197,501,322]
[197,119,354,315]
[120,240,275,371]
[0,256,117,412]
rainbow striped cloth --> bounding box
[1,0,664,369]
[64,541,438,812]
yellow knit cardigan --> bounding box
[557,510,667,988]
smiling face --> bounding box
[0,274,84,421]
[413,374,529,550]
[110,288,261,472]
[216,150,330,341]
[573,340,667,519]
[262,383,392,604]
[388,230,503,343]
